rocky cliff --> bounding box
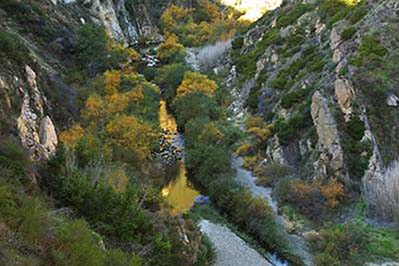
[224,0,399,220]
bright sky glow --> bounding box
[221,0,282,21]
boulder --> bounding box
[39,116,58,158]
[386,93,399,107]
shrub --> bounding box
[341,26,357,41]
[311,222,370,265]
[280,179,344,219]
[341,117,371,180]
[280,89,309,109]
[255,163,291,187]
[350,35,388,67]
[157,34,186,63]
[276,4,313,28]
[176,71,218,98]
[52,220,105,266]
[0,31,31,65]
[155,63,189,103]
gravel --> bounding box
[199,219,271,266]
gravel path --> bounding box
[199,219,271,266]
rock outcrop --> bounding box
[311,91,345,180]
[17,66,58,160]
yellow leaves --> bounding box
[104,70,121,96]
[291,179,345,209]
[157,33,185,62]
[320,179,344,208]
[160,4,191,32]
[105,115,158,164]
[176,71,217,98]
[236,143,253,156]
[60,124,85,148]
[82,94,106,122]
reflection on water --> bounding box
[159,100,200,215]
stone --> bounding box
[386,93,399,107]
[311,91,345,178]
[335,78,355,120]
[39,116,58,158]
[330,27,341,50]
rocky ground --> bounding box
[199,219,271,266]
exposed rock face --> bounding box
[39,116,58,157]
[17,66,58,160]
[311,91,345,180]
[335,78,355,120]
[85,0,127,43]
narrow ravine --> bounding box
[159,100,272,266]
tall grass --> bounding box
[363,160,399,222]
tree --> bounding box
[176,71,217,98]
[105,115,158,165]
[157,33,186,63]
[76,24,108,75]
[104,70,121,96]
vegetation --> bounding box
[160,1,245,47]
[0,31,31,65]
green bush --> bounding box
[341,26,357,41]
[276,4,313,28]
[348,4,368,24]
[350,35,388,67]
[0,31,31,65]
[280,89,309,109]
[341,117,371,180]
[155,63,189,103]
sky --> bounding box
[221,0,283,21]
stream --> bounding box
[159,100,273,266]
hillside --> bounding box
[0,0,399,266]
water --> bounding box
[232,157,313,266]
[159,100,200,215]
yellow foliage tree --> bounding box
[59,124,85,148]
[176,71,217,98]
[105,115,158,164]
[157,33,186,62]
[160,4,191,33]
[81,94,106,122]
[104,70,121,96]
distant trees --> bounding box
[176,71,217,98]
[157,34,186,63]
[159,1,244,46]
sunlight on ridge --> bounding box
[221,0,283,21]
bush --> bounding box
[279,179,344,219]
[350,35,388,67]
[341,26,357,41]
[341,117,371,180]
[53,220,106,266]
[0,31,31,65]
[155,63,189,103]
[276,4,313,28]
[311,222,370,265]
[280,89,309,109]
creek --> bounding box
[158,100,275,266]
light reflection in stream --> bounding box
[159,100,200,215]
